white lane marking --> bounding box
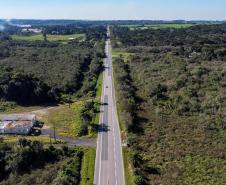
[109,37,126,185]
[98,80,103,185]
[94,105,101,184]
[108,27,123,185]
[112,106,118,185]
[98,43,107,185]
[109,45,118,185]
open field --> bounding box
[35,100,99,138]
[40,101,84,138]
[12,33,85,42]
[0,135,64,145]
[1,104,48,114]
[112,51,134,62]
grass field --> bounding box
[112,51,134,62]
[41,101,84,138]
[40,100,99,138]
[0,104,49,114]
[123,24,196,30]
[0,135,64,145]
[80,148,96,185]
[12,33,85,42]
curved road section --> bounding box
[94,27,125,185]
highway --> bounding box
[94,27,125,185]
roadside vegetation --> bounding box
[80,148,96,185]
[41,102,84,138]
[42,100,100,138]
[0,135,63,145]
[0,137,92,185]
[95,72,103,98]
[123,149,136,185]
[112,24,226,184]
[112,51,134,62]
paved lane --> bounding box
[94,27,125,185]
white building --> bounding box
[21,28,42,34]
[0,114,37,135]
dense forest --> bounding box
[0,25,106,110]
[112,24,226,184]
[0,138,84,185]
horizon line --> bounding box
[1,18,226,22]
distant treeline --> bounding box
[1,19,225,26]
[111,24,226,61]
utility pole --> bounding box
[49,135,52,145]
[54,127,56,142]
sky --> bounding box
[0,0,226,20]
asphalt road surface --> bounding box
[94,27,125,185]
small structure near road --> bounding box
[21,28,42,33]
[0,114,39,135]
[68,37,76,41]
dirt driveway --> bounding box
[41,128,97,148]
[29,105,97,148]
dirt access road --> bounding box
[24,105,97,148]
